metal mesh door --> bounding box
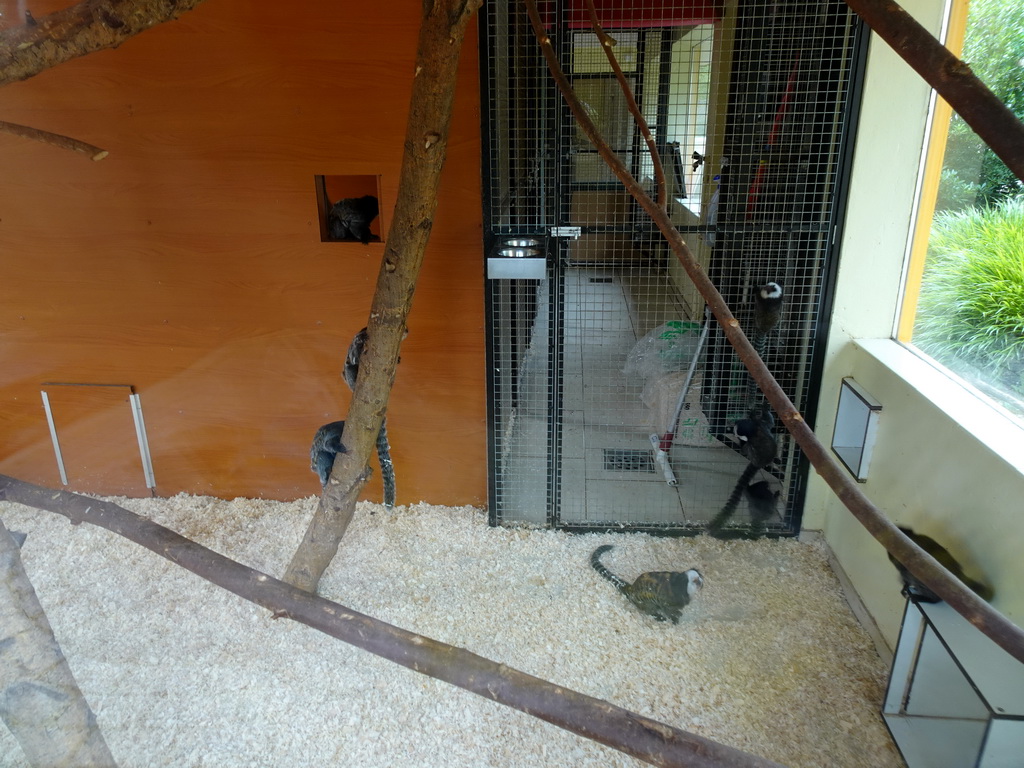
[482,0,864,534]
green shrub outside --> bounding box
[914,198,1024,407]
[936,0,1024,213]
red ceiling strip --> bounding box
[540,0,722,29]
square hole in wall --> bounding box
[315,175,382,244]
[831,377,882,482]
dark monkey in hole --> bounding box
[328,195,379,244]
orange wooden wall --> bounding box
[0,1,487,505]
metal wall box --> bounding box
[486,238,547,280]
[883,599,1024,768]
[831,376,881,482]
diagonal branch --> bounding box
[583,0,667,209]
[0,120,108,160]
[843,0,1024,183]
[0,473,784,768]
[522,0,1024,665]
[0,0,210,87]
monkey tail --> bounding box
[744,481,778,538]
[707,462,760,537]
[746,331,770,412]
[590,545,630,594]
[377,417,396,510]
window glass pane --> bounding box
[665,26,713,214]
[906,0,1024,419]
[571,30,639,73]
[571,77,636,149]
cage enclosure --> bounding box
[481,0,865,534]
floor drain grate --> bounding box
[603,448,656,473]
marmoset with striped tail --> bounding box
[590,545,703,624]
[344,326,399,509]
[310,420,347,489]
[746,281,783,412]
[310,327,403,508]
[707,409,778,538]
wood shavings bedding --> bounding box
[0,496,903,768]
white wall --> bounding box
[806,0,1024,649]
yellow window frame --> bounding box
[896,0,971,342]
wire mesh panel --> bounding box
[482,0,560,526]
[482,0,559,233]
[482,0,863,534]
[700,0,863,529]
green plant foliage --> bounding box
[915,198,1024,403]
[937,0,1024,212]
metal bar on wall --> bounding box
[129,393,157,490]
[40,390,68,486]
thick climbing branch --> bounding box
[0,474,784,768]
[843,0,1024,183]
[0,0,210,161]
[522,0,1024,665]
[0,0,209,87]
[0,120,108,160]
[0,518,117,767]
[283,0,483,594]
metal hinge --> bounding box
[550,226,582,239]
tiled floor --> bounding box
[498,266,782,530]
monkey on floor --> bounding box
[590,545,703,624]
[328,195,379,244]
[890,526,994,603]
[707,410,778,538]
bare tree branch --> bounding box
[0,474,785,768]
[0,518,118,768]
[283,0,483,594]
[522,0,1024,665]
[0,0,209,87]
[0,120,108,160]
[844,0,1024,183]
